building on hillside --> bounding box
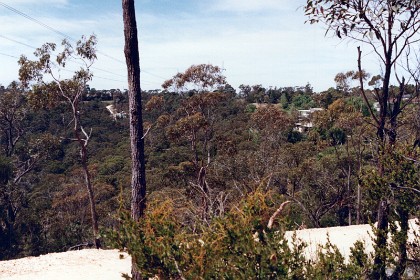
[106,104,127,120]
[372,95,418,112]
[294,108,323,133]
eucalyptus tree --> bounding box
[304,1,420,277]
[163,64,227,221]
[122,0,147,279]
[305,0,420,143]
[122,0,147,222]
[18,35,101,249]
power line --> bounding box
[0,40,153,85]
[58,66,154,85]
[0,2,164,87]
[93,75,154,85]
[0,52,18,59]
[0,1,125,65]
[141,69,167,80]
[0,2,74,41]
[0,34,128,79]
[97,51,125,65]
[92,75,126,83]
[91,66,126,78]
[0,34,37,49]
[0,3,163,81]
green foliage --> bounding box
[99,156,126,176]
[306,237,369,279]
[109,191,292,279]
[2,47,418,280]
[287,131,303,144]
[291,94,314,109]
[108,189,382,279]
[362,147,419,278]
[362,148,419,215]
[329,128,346,146]
[245,103,257,113]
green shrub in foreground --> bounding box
[108,190,376,279]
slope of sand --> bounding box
[0,249,131,280]
[284,219,419,261]
[0,219,418,279]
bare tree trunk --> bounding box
[358,47,391,279]
[372,58,396,279]
[74,110,101,249]
[122,1,147,279]
[198,165,209,221]
[80,146,100,249]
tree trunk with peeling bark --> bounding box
[122,0,147,279]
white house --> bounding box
[295,108,323,133]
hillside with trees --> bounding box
[0,60,419,277]
[0,0,419,279]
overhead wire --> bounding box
[141,69,167,80]
[58,67,153,85]
[0,2,74,41]
[59,68,126,83]
[0,34,36,49]
[0,1,126,66]
[0,34,128,78]
[0,1,163,87]
[0,48,156,86]
[0,49,154,85]
[0,52,18,59]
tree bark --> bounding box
[80,145,100,249]
[74,108,101,249]
[372,51,393,280]
[122,1,147,279]
[358,46,392,279]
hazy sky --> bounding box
[0,0,381,92]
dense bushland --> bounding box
[0,81,418,278]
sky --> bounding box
[0,0,382,92]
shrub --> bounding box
[108,189,396,279]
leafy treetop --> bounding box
[162,64,227,93]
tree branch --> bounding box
[267,201,290,229]
[358,46,380,126]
